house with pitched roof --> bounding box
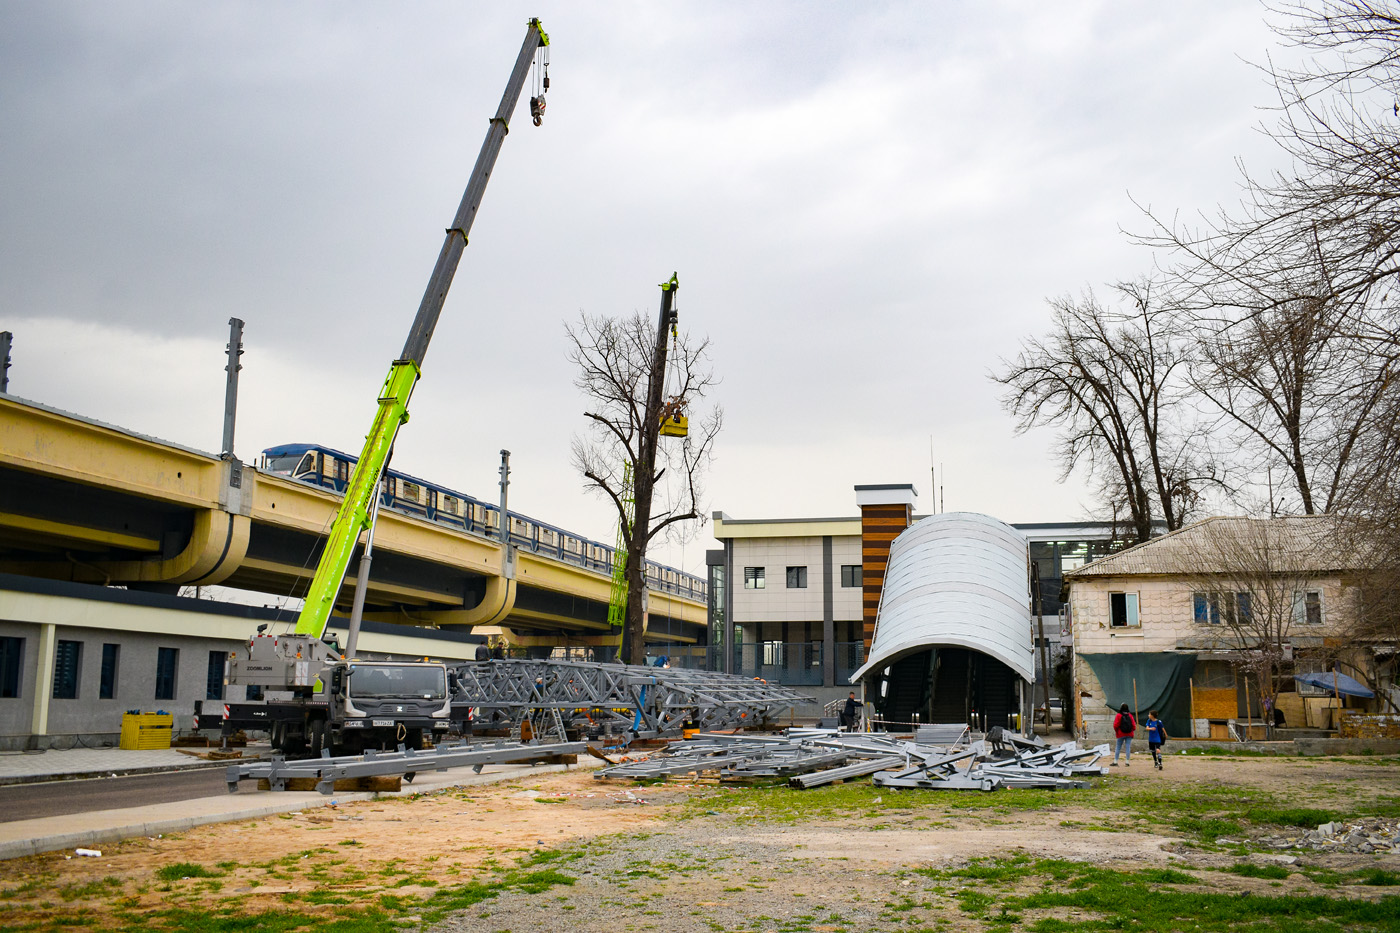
[1063,516,1380,743]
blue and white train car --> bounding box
[259,443,705,600]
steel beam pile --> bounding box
[453,659,813,737]
[595,727,1111,792]
[228,738,585,795]
[873,737,1110,791]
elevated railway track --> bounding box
[0,394,705,644]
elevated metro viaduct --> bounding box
[0,394,705,651]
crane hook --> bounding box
[530,95,546,127]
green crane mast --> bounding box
[294,18,550,638]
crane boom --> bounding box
[294,17,549,638]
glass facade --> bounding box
[707,562,726,649]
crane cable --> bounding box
[530,40,550,126]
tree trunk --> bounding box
[621,277,677,664]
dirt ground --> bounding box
[3,752,1399,931]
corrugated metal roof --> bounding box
[1064,515,1347,578]
[851,512,1034,684]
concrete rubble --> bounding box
[1254,818,1400,854]
[593,727,1112,791]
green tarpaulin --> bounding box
[1080,652,1197,739]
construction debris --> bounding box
[593,727,1111,792]
[1253,818,1400,854]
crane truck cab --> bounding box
[217,632,452,757]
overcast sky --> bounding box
[0,2,1292,575]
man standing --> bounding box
[841,691,860,732]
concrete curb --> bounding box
[0,760,591,862]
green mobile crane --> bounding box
[219,18,551,757]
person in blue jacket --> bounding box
[1145,710,1168,770]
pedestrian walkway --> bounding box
[0,745,596,862]
[0,746,221,785]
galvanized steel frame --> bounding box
[454,659,812,735]
[227,738,585,795]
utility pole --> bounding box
[1032,560,1051,732]
[622,274,678,664]
[0,331,12,393]
[221,318,244,458]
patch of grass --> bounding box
[57,877,124,901]
[685,782,1078,824]
[1358,869,1400,887]
[1009,858,1400,931]
[1135,867,1198,884]
[1218,862,1292,880]
[154,863,222,882]
[1241,806,1344,828]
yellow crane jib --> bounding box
[294,361,418,636]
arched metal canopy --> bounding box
[851,512,1035,684]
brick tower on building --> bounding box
[855,484,917,651]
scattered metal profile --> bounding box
[228,739,586,795]
[595,728,1111,793]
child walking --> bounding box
[1145,710,1168,770]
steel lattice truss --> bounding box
[452,659,813,736]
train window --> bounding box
[402,481,421,502]
[264,453,304,475]
[295,452,314,477]
[428,490,437,509]
[442,495,459,515]
[385,477,396,497]
[336,459,348,483]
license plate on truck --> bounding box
[372,719,394,727]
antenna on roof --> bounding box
[928,437,936,514]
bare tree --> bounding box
[1135,0,1400,515]
[1187,277,1399,515]
[567,293,721,665]
[994,279,1219,543]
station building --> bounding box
[682,483,1121,713]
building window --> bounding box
[155,647,179,701]
[1194,592,1251,626]
[786,566,807,589]
[762,641,783,666]
[100,644,119,699]
[1297,590,1324,625]
[840,565,861,588]
[53,640,82,700]
[0,636,22,698]
[744,567,765,589]
[207,651,228,701]
[1109,592,1139,628]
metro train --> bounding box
[259,443,707,601]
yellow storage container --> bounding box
[120,712,173,750]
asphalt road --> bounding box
[0,767,258,822]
